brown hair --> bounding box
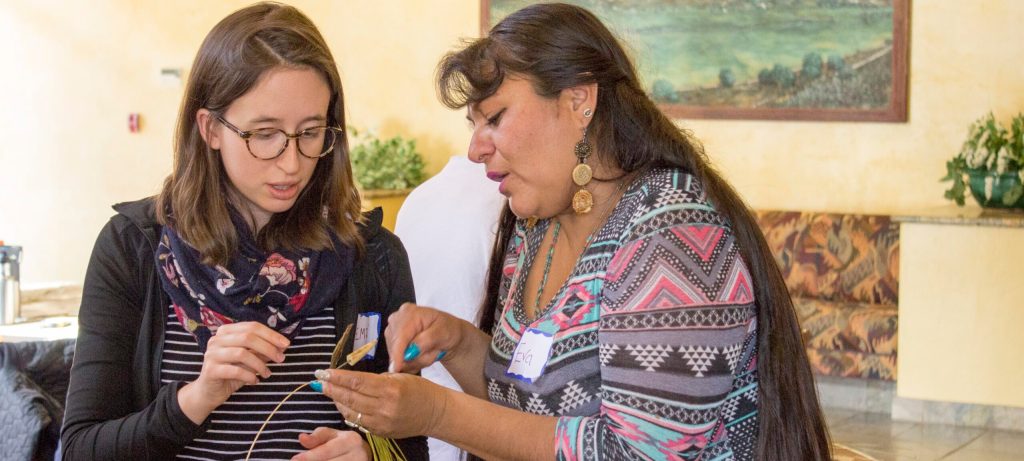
[157,2,362,265]
[438,3,831,459]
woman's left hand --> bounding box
[314,368,448,439]
[291,427,370,461]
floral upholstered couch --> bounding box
[754,211,900,380]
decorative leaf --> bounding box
[1004,183,1023,206]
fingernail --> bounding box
[403,343,421,361]
[314,369,330,381]
[436,350,447,362]
[309,380,323,393]
[388,361,396,373]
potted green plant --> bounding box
[941,112,1024,209]
[349,128,426,191]
[348,127,426,229]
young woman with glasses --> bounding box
[61,3,426,460]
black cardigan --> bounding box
[61,198,427,460]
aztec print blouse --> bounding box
[483,168,760,460]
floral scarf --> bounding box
[156,211,352,351]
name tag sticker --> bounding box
[506,328,554,384]
[354,312,381,360]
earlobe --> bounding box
[196,108,221,150]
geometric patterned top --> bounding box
[483,168,760,460]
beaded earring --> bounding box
[571,108,595,214]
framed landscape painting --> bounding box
[482,0,910,122]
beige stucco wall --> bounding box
[1,0,1022,294]
[898,223,1024,408]
[0,0,478,287]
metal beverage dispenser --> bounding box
[0,244,23,325]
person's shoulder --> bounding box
[395,156,502,233]
[110,196,159,229]
[633,168,712,209]
[623,168,730,236]
[358,207,405,257]
[97,196,159,242]
[89,197,160,263]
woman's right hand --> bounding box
[177,321,290,424]
[384,303,470,374]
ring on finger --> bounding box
[345,412,369,434]
[355,413,369,433]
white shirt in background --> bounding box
[394,155,504,461]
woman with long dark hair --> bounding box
[314,3,830,459]
[61,3,426,460]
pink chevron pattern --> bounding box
[721,257,755,304]
[485,169,759,461]
[619,251,706,310]
[606,222,753,313]
[672,225,726,262]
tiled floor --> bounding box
[828,408,1024,460]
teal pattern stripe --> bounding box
[484,168,759,460]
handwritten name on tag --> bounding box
[506,328,554,384]
[354,312,381,360]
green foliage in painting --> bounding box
[719,68,736,88]
[651,79,680,103]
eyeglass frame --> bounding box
[214,114,344,160]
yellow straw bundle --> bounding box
[367,433,407,461]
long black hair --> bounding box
[437,3,831,459]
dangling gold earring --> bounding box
[572,111,594,214]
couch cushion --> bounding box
[794,297,897,356]
[755,210,900,306]
[807,349,897,380]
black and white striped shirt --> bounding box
[160,305,344,460]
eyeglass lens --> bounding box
[246,127,336,159]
